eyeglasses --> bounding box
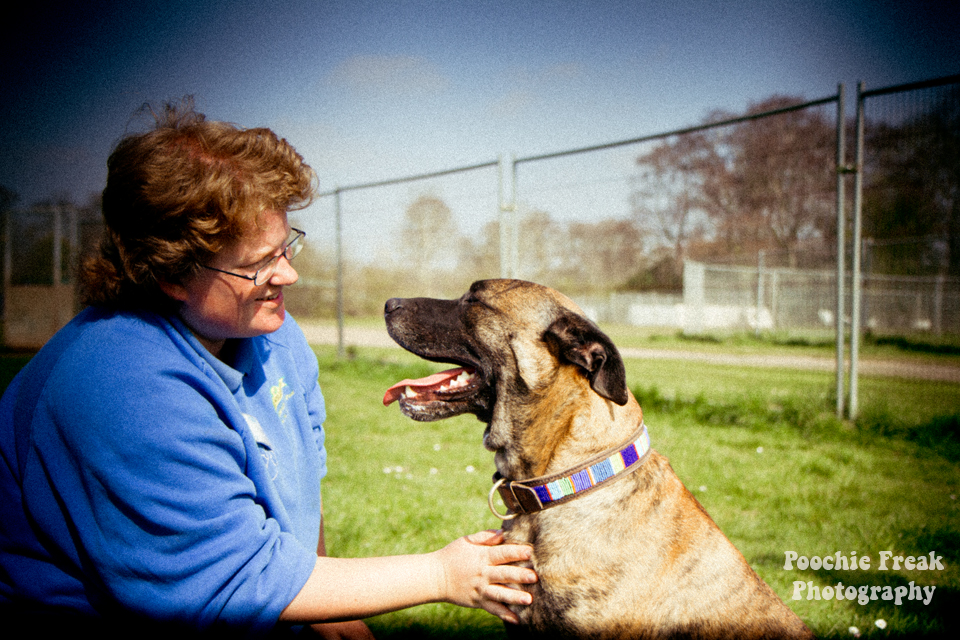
[201,228,306,286]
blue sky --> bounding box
[1,0,957,256]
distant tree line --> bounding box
[340,91,954,303]
[631,96,838,288]
[5,88,957,319]
[862,90,960,276]
[630,90,960,285]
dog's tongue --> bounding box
[383,367,470,406]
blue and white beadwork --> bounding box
[532,426,651,504]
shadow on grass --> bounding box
[367,624,507,640]
[857,405,960,463]
[371,597,958,640]
[794,573,959,639]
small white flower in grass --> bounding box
[875,619,887,630]
[430,468,439,475]
[848,627,860,637]
[433,443,442,451]
[466,465,476,473]
[383,467,392,474]
[699,486,707,492]
[756,446,764,453]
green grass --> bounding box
[313,345,960,639]
[2,340,957,638]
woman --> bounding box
[0,102,536,637]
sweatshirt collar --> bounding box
[169,316,259,393]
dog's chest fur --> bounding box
[502,451,812,640]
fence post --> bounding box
[510,158,519,279]
[2,208,9,345]
[498,154,518,278]
[934,274,944,336]
[334,188,345,359]
[52,205,62,286]
[756,250,765,336]
[849,81,866,419]
[835,83,847,419]
[770,269,779,330]
[67,205,78,282]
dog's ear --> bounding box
[543,312,629,406]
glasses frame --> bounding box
[201,228,306,286]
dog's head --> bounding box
[383,279,631,473]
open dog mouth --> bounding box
[382,366,491,421]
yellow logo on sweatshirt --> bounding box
[270,378,295,424]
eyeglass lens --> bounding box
[254,231,304,285]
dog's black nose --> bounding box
[384,298,403,315]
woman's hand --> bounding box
[432,529,537,624]
[282,529,537,625]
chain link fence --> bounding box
[1,203,103,348]
[3,74,958,349]
[679,261,960,336]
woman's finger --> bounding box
[483,600,521,625]
[464,529,504,546]
[487,564,537,586]
[484,583,534,606]
[488,542,534,565]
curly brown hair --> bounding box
[80,99,316,312]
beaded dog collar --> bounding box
[488,421,651,519]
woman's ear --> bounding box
[157,279,189,303]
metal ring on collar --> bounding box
[488,477,517,520]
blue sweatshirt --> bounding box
[0,307,326,634]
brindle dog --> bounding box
[383,279,814,640]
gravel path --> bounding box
[299,323,960,383]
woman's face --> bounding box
[164,209,299,358]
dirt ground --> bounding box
[298,323,960,383]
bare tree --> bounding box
[458,209,563,286]
[704,97,836,266]
[864,90,960,275]
[458,220,500,279]
[399,194,459,294]
[517,209,564,284]
[631,96,837,269]
[555,218,645,294]
[631,132,714,270]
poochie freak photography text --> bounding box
[784,551,944,606]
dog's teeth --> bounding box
[420,370,476,395]
[451,371,474,387]
[403,386,417,399]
